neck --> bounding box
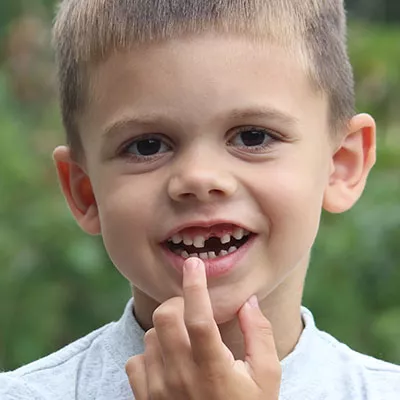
[132,260,307,361]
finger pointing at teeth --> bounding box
[182,257,230,370]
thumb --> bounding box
[237,296,281,389]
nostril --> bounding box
[209,188,226,196]
[176,189,223,202]
[179,192,196,199]
[168,174,237,202]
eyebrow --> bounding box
[227,107,299,127]
[102,106,299,140]
[102,114,172,141]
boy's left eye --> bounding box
[228,127,276,151]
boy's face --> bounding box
[68,36,346,323]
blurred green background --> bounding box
[0,0,399,371]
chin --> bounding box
[211,301,242,325]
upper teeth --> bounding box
[233,228,245,240]
[172,234,183,244]
[183,235,194,246]
[169,228,249,247]
[220,234,231,244]
[193,236,205,248]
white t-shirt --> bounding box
[1,299,399,399]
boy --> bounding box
[1,0,399,399]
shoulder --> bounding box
[338,340,400,392]
[312,317,400,398]
[0,299,144,400]
[283,307,400,400]
[0,322,115,400]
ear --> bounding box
[323,113,376,214]
[53,146,101,235]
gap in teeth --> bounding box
[176,247,238,260]
[170,235,251,259]
[168,228,252,260]
[171,227,250,247]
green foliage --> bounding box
[0,73,130,370]
[302,24,400,364]
[0,19,400,371]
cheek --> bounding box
[93,178,182,301]
[96,183,155,271]
[252,164,327,263]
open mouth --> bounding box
[164,225,254,260]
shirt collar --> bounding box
[106,299,319,378]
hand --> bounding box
[125,257,281,400]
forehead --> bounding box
[82,35,328,139]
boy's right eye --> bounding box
[120,134,172,162]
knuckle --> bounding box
[186,318,214,339]
[262,360,282,380]
[144,328,157,345]
[184,281,203,296]
[149,385,165,400]
[152,300,182,328]
[125,355,142,376]
[270,362,282,378]
[165,370,190,393]
[257,318,274,337]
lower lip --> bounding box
[161,234,257,278]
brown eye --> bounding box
[123,137,171,157]
[238,130,267,146]
[132,139,161,155]
[229,127,275,150]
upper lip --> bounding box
[161,219,255,242]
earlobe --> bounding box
[323,114,376,214]
[53,146,101,235]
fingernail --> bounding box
[184,257,200,272]
[247,295,259,309]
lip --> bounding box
[161,219,255,242]
[160,233,257,278]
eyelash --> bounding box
[119,127,280,163]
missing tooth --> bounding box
[167,234,250,254]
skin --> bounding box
[53,34,376,398]
[125,257,282,400]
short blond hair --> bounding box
[53,0,355,158]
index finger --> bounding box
[182,258,227,369]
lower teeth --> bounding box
[179,246,238,259]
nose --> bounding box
[167,150,237,203]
